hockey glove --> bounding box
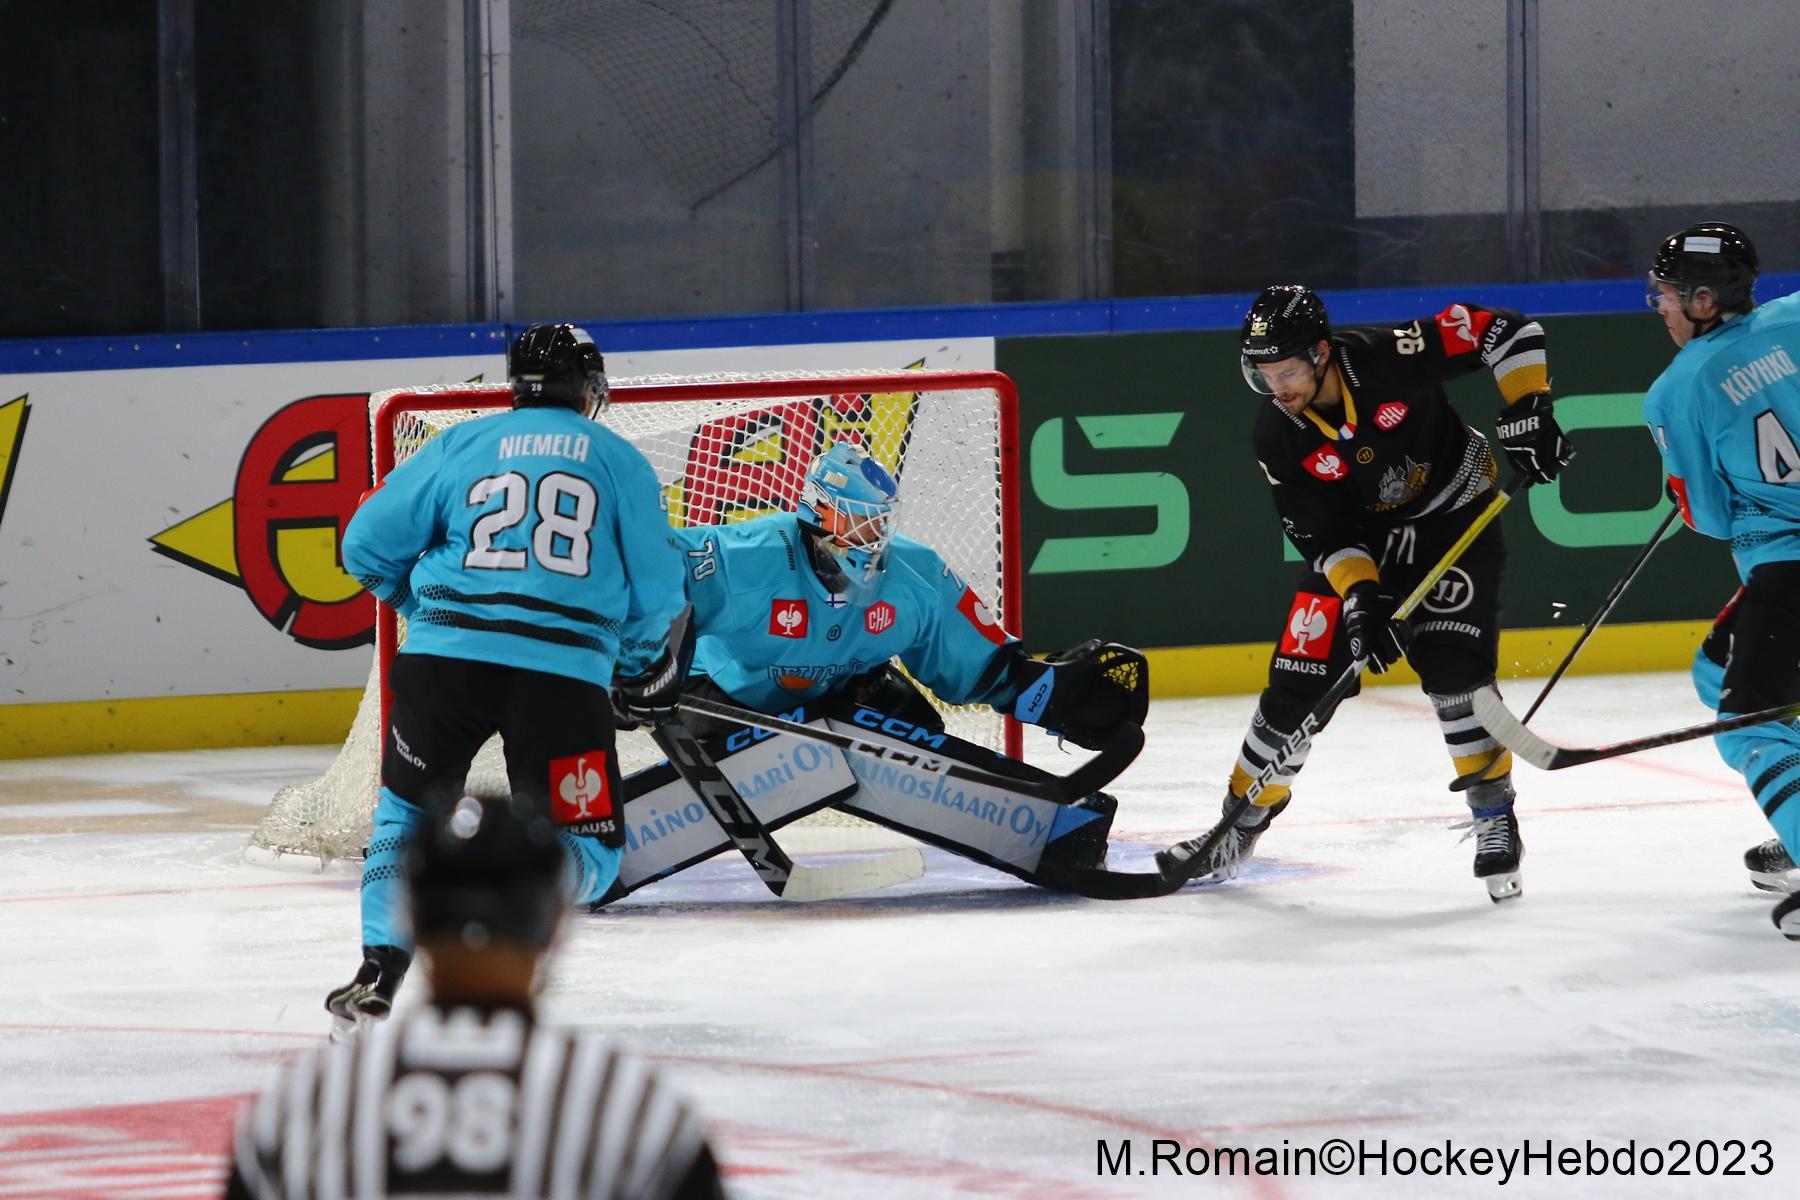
[611,604,695,729]
[1342,582,1410,674]
[1494,392,1573,485]
[1011,639,1150,750]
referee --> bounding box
[226,790,727,1199]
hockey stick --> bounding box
[1450,505,1680,791]
[673,693,1144,805]
[1135,475,1533,897]
[648,718,924,901]
[1471,684,1800,772]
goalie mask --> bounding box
[798,441,899,600]
[508,323,609,418]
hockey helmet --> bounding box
[508,323,609,416]
[798,441,899,598]
[1647,222,1759,314]
[1240,284,1330,394]
[407,791,567,952]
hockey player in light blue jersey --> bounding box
[325,324,688,1026]
[599,440,1151,899]
[1643,223,1800,937]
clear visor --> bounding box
[1646,273,1712,312]
[1241,353,1316,396]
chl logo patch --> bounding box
[769,599,809,638]
[1422,566,1476,614]
[865,601,896,634]
[549,751,612,825]
[1373,402,1408,430]
[1302,446,1349,482]
[1280,592,1341,659]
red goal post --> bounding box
[254,368,1023,863]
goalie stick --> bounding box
[1450,505,1680,792]
[1120,475,1534,899]
[673,693,1144,805]
[1470,684,1800,772]
[648,718,924,901]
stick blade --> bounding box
[1471,685,1563,770]
[778,847,925,902]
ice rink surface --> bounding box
[4,671,1799,1198]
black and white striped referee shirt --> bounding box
[225,1005,724,1199]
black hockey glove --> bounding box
[1494,392,1573,485]
[1342,582,1410,674]
[1011,639,1149,750]
[611,604,695,729]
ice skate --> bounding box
[1464,807,1524,903]
[1175,796,1287,884]
[1773,891,1800,941]
[1744,838,1798,894]
[325,945,410,1037]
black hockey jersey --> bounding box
[1252,302,1549,595]
[225,1005,725,1200]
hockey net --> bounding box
[253,369,1021,863]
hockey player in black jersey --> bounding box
[1204,284,1573,901]
[227,792,726,1199]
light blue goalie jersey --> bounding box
[673,515,1022,714]
[1644,291,1800,579]
[342,405,686,685]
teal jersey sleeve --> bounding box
[883,539,1022,708]
[1644,292,1800,577]
[674,516,1020,714]
[341,406,685,686]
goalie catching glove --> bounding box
[1009,639,1149,750]
[611,604,695,729]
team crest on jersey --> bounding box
[1435,304,1493,356]
[1280,593,1340,659]
[1374,456,1430,510]
[865,601,896,634]
[549,751,612,826]
[955,586,1008,646]
[1302,446,1349,482]
[769,599,809,638]
[1373,402,1408,430]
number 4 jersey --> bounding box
[343,405,686,685]
[1645,290,1800,580]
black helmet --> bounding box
[509,323,608,415]
[1240,285,1330,393]
[407,791,567,952]
[1647,223,1759,314]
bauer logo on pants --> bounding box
[1280,592,1340,659]
[550,751,612,824]
[769,599,809,638]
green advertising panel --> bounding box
[999,313,1737,653]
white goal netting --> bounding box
[253,369,1020,863]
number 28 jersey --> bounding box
[342,405,686,686]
